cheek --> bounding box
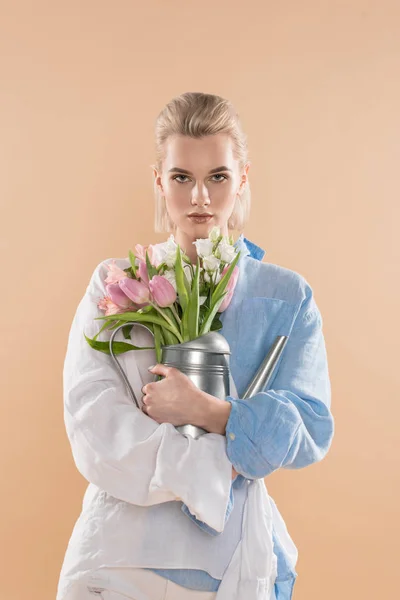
[219,181,237,199]
[165,186,186,210]
[218,191,237,211]
[207,184,234,203]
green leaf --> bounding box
[198,290,229,335]
[212,249,241,300]
[199,250,241,335]
[162,328,180,345]
[84,333,155,355]
[186,256,200,340]
[122,324,134,339]
[123,267,134,278]
[128,250,138,278]
[174,245,189,316]
[210,315,223,331]
[145,250,158,279]
[92,318,132,341]
[94,311,181,338]
[163,305,179,330]
[137,304,154,314]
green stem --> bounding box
[169,303,181,328]
[149,301,183,343]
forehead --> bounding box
[163,134,237,170]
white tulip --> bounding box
[215,239,237,264]
[154,234,178,267]
[164,250,179,268]
[203,254,221,272]
[193,238,214,258]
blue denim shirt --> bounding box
[145,234,334,599]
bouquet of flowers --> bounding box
[85,226,242,364]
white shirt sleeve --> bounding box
[63,259,232,533]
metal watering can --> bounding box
[109,323,288,439]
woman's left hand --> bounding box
[141,363,208,427]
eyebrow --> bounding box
[168,166,233,175]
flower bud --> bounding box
[106,283,133,309]
[119,277,150,305]
[148,275,177,307]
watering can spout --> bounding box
[242,335,288,399]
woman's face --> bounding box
[154,133,250,245]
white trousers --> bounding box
[84,567,218,600]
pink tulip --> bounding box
[119,277,150,305]
[137,259,149,286]
[104,259,129,285]
[218,265,240,312]
[106,283,134,309]
[148,275,177,307]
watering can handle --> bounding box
[109,322,156,409]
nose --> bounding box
[191,182,210,207]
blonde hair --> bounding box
[152,92,251,234]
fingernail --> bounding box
[148,365,155,370]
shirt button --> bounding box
[229,432,235,440]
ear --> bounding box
[238,162,251,194]
[152,166,164,194]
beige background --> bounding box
[1,1,399,598]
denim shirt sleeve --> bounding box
[181,479,235,536]
[225,288,335,479]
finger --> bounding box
[148,363,170,377]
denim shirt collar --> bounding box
[234,233,266,262]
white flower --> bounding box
[208,226,221,242]
[215,238,237,264]
[193,237,214,258]
[164,250,178,268]
[152,234,179,268]
[203,254,221,272]
[162,269,177,292]
[167,265,207,305]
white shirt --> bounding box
[57,246,301,600]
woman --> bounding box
[57,92,334,600]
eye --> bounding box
[171,173,228,183]
[172,175,190,183]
